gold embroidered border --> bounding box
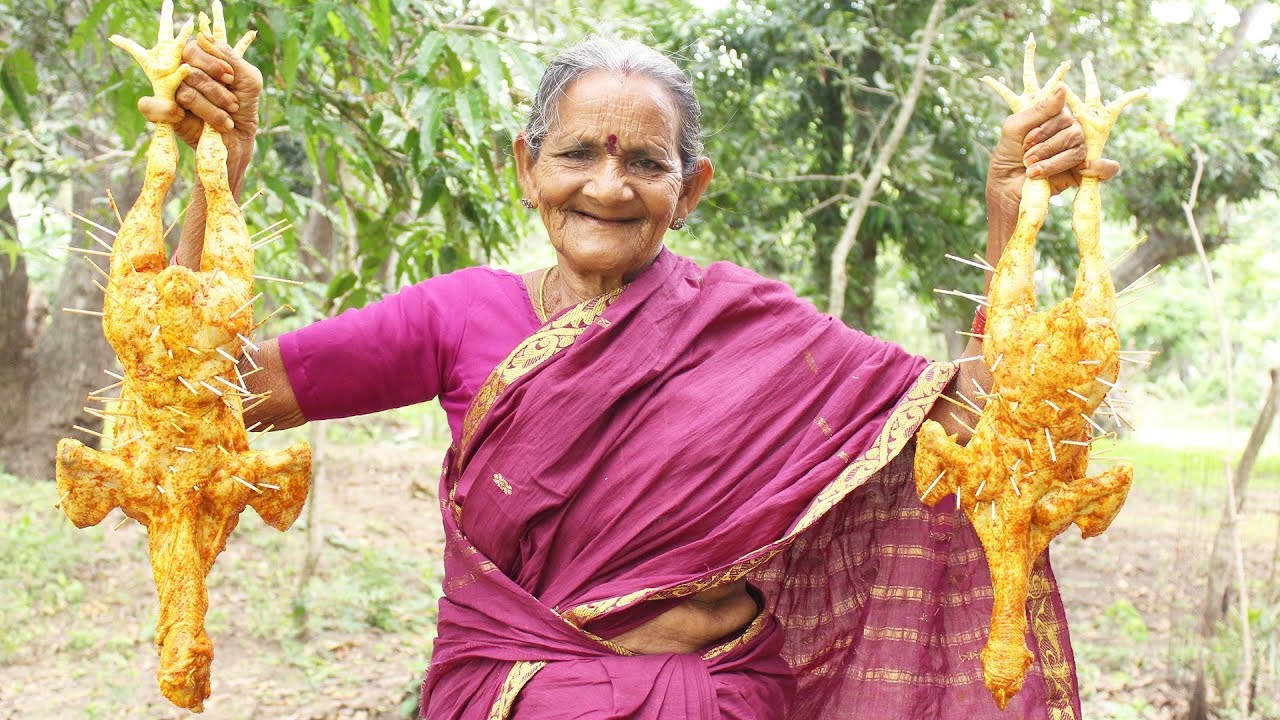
[701,607,770,660]
[1028,566,1078,720]
[486,660,547,720]
[561,361,957,627]
[460,290,623,455]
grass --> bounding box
[1095,438,1280,489]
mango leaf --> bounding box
[415,33,448,78]
[369,0,392,46]
[69,0,117,53]
[1,49,37,127]
[326,270,357,300]
[416,91,445,159]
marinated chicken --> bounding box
[55,1,310,711]
[914,36,1143,709]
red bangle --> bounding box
[972,307,987,336]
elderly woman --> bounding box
[157,34,1115,720]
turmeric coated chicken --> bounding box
[54,1,310,711]
[914,36,1144,709]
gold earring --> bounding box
[670,217,686,230]
[521,198,535,209]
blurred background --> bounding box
[1,0,1278,717]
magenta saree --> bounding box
[420,250,1080,719]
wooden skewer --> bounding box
[1009,475,1021,497]
[81,256,110,281]
[956,330,988,339]
[254,274,304,286]
[921,470,946,500]
[1059,439,1091,447]
[237,333,259,353]
[177,376,199,395]
[933,288,990,307]
[230,292,263,319]
[240,187,266,210]
[155,484,166,494]
[1045,428,1057,463]
[252,304,294,331]
[67,210,117,237]
[946,253,995,272]
[971,253,997,272]
[62,307,104,317]
[215,376,249,394]
[975,479,987,498]
[248,424,275,445]
[72,424,110,441]
[174,446,194,453]
[990,353,1003,371]
[86,231,114,252]
[199,380,223,397]
[1119,356,1152,367]
[113,434,143,449]
[1118,264,1162,295]
[952,355,983,364]
[112,515,130,531]
[1117,281,1155,298]
[83,406,133,417]
[938,393,981,416]
[1066,389,1090,402]
[241,394,272,414]
[1044,399,1061,412]
[955,390,983,414]
[949,412,978,435]
[61,245,112,258]
[104,369,125,381]
[250,218,289,239]
[168,421,186,434]
[1077,359,1102,365]
[990,501,996,521]
[232,475,261,493]
[1081,413,1108,435]
[258,482,280,490]
[105,189,123,226]
[90,379,125,395]
[216,348,240,364]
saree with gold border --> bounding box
[419,250,1081,719]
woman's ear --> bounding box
[513,132,539,207]
[676,156,715,219]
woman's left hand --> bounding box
[985,84,1120,214]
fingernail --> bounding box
[1027,165,1044,179]
[224,119,235,132]
[1024,154,1038,165]
[228,102,239,113]
[222,73,235,84]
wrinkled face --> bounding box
[516,71,711,283]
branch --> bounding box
[826,0,946,318]
[745,171,864,184]
[1185,145,1252,719]
[437,22,540,46]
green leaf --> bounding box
[473,39,508,101]
[369,0,392,45]
[415,33,448,77]
[1,49,37,127]
[326,270,357,300]
[417,91,445,159]
[455,90,485,144]
[69,0,117,53]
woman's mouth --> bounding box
[573,210,637,225]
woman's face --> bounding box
[515,71,712,284]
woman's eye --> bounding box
[633,158,662,171]
[563,149,590,160]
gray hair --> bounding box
[524,38,704,178]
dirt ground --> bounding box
[1,415,1277,719]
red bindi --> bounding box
[605,134,619,155]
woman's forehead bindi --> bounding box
[605,134,619,155]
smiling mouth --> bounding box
[573,210,637,224]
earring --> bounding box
[521,198,535,209]
[670,217,686,230]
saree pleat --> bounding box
[420,250,1080,719]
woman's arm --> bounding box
[240,338,306,431]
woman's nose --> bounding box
[583,160,635,202]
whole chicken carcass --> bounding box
[914,36,1144,709]
[55,1,310,711]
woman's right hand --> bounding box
[138,32,262,161]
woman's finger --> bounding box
[181,68,239,114]
[176,83,234,132]
[1025,123,1083,167]
[1023,109,1074,152]
[182,38,234,85]
[1027,144,1086,179]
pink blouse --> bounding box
[277,267,539,444]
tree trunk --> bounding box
[1113,216,1228,290]
[1187,367,1279,719]
[0,171,126,480]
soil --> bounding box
[1,417,1276,720]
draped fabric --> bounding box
[419,250,1080,719]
